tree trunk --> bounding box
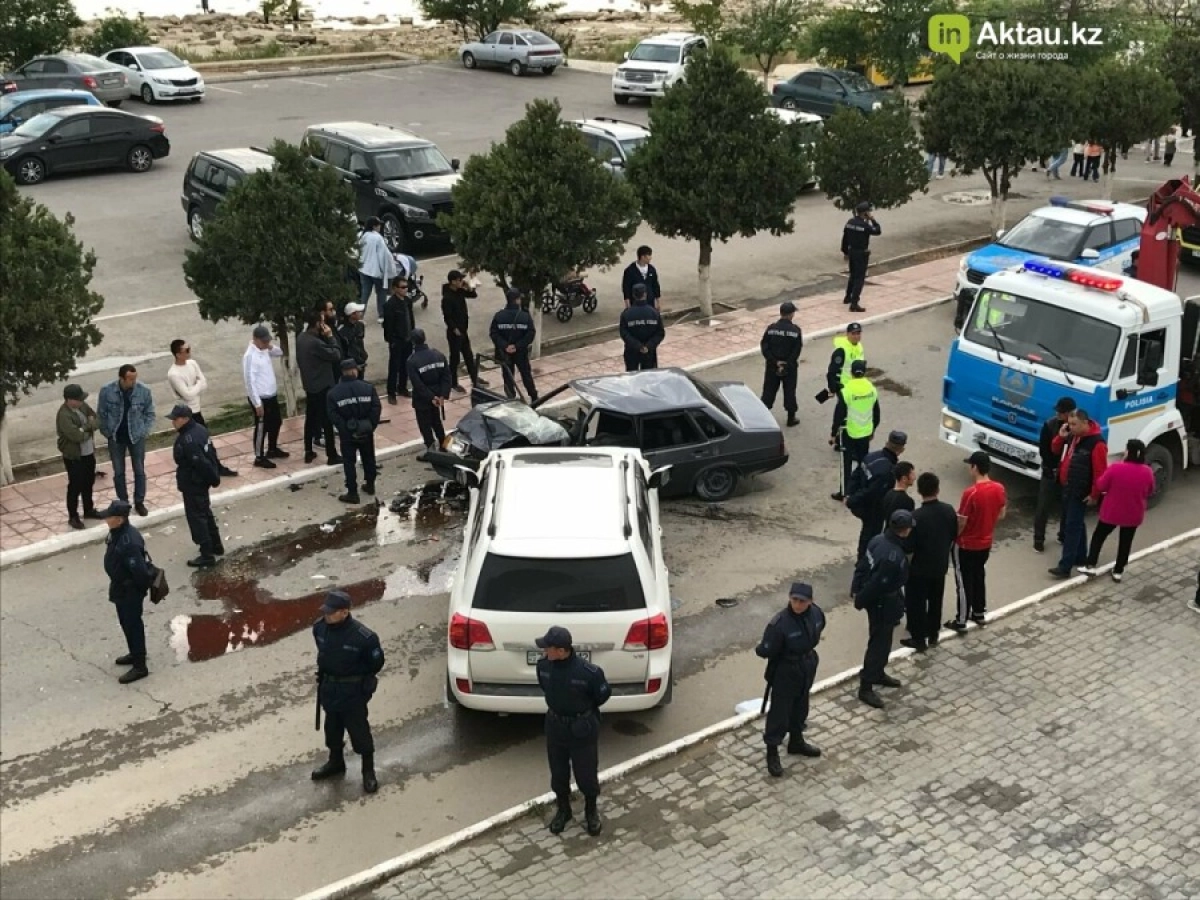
[530,291,545,360]
[697,236,714,319]
[276,325,300,417]
[0,413,13,486]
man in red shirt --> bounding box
[946,451,1007,632]
[1048,408,1108,578]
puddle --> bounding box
[870,374,914,397]
[382,481,468,546]
[610,719,652,737]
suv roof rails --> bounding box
[618,458,632,538]
[486,458,506,538]
[249,146,272,155]
[590,116,647,131]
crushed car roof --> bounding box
[570,368,712,415]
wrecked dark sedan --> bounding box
[425,368,788,501]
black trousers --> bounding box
[905,573,945,645]
[952,545,990,622]
[761,364,798,415]
[763,655,818,747]
[499,351,538,399]
[623,348,659,372]
[64,454,97,517]
[1087,521,1138,573]
[113,596,146,660]
[860,603,896,685]
[339,435,377,493]
[844,250,869,303]
[414,405,445,449]
[447,330,479,385]
[323,700,374,755]
[387,340,412,397]
[182,488,222,556]
[249,395,282,457]
[304,389,336,455]
[1033,472,1064,545]
[856,512,883,563]
[546,714,600,804]
[1070,152,1084,176]
[840,435,870,496]
[1084,156,1100,180]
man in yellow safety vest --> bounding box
[831,359,880,502]
[820,323,865,451]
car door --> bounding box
[15,59,49,89]
[820,74,847,114]
[88,113,131,165]
[793,72,824,114]
[1076,221,1115,268]
[325,139,374,222]
[109,51,144,91]
[636,412,711,491]
[476,31,500,64]
[1108,216,1141,274]
[41,116,93,171]
[2,98,46,131]
[497,31,516,67]
[40,58,72,89]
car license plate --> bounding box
[984,436,1024,459]
[527,650,589,664]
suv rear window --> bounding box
[473,554,647,612]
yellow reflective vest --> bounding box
[832,335,866,386]
[841,377,878,438]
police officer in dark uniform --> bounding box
[759,301,803,427]
[102,499,154,684]
[845,429,906,563]
[851,509,912,709]
[535,626,611,837]
[311,590,386,794]
[168,404,223,568]
[489,288,539,401]
[618,284,665,372]
[756,582,826,777]
[327,359,382,505]
[405,328,452,452]
[841,201,881,312]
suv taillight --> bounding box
[149,122,165,133]
[82,75,98,89]
[623,613,669,651]
[449,613,495,651]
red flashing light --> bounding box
[449,613,495,651]
[1066,270,1122,291]
[623,614,670,651]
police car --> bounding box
[953,197,1146,308]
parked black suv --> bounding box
[180,146,275,240]
[302,121,461,253]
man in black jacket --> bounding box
[338,302,369,380]
[489,288,539,400]
[841,201,881,312]
[406,328,453,451]
[846,430,906,563]
[383,276,415,404]
[102,499,155,684]
[296,309,343,465]
[618,285,665,372]
[169,405,224,568]
[1033,396,1075,552]
[327,360,382,505]
[621,245,661,310]
[441,270,482,393]
[759,301,803,427]
[902,472,959,652]
[851,509,912,709]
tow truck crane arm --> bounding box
[1133,176,1200,292]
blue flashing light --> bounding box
[1048,196,1071,207]
[1023,260,1067,278]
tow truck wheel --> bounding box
[1145,443,1173,507]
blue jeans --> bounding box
[925,152,946,176]
[1047,150,1068,178]
[1057,496,1089,571]
[359,273,387,319]
[109,438,146,504]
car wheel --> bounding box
[555,302,573,322]
[15,156,46,185]
[108,100,122,109]
[1145,443,1173,507]
[509,59,525,77]
[694,465,739,502]
[780,97,798,110]
[127,144,154,173]
[381,212,405,252]
[614,94,630,105]
[188,206,204,241]
[541,66,556,76]
[462,51,476,69]
[140,84,155,104]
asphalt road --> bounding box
[2,302,1197,899]
[8,62,1195,466]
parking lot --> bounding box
[6,61,1194,464]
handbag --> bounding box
[145,550,170,605]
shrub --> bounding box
[79,10,152,56]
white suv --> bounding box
[446,447,674,714]
[612,32,708,105]
[571,117,651,176]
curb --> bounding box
[203,57,422,83]
[295,526,1200,900]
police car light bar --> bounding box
[1048,196,1114,215]
[1021,260,1123,291]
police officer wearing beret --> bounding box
[756,582,826,777]
[759,301,803,427]
[168,404,224,568]
[535,626,612,837]
[101,499,155,684]
[489,288,539,401]
[327,359,382,505]
[841,201,881,312]
[311,590,386,794]
[851,509,912,709]
[618,284,666,372]
[406,328,453,453]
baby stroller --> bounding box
[540,271,598,323]
[393,252,428,309]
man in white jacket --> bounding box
[358,216,399,322]
[243,324,288,469]
[168,339,237,477]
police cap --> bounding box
[846,322,862,333]
[535,626,573,649]
[855,201,873,214]
[850,360,867,376]
[788,582,813,600]
[889,509,915,529]
[888,430,908,447]
[320,590,352,613]
[505,287,522,302]
[98,499,133,518]
[165,404,193,419]
[340,358,359,371]
[779,301,797,315]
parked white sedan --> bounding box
[459,29,564,77]
[103,47,205,104]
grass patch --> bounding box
[164,34,381,63]
[573,37,639,63]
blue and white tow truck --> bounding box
[941,259,1200,499]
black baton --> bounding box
[314,675,322,731]
[760,682,772,716]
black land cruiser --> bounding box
[302,121,461,253]
[180,146,275,240]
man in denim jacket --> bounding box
[97,364,156,516]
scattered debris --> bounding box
[319,523,336,534]
[716,597,739,608]
[289,484,303,492]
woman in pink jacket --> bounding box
[1079,439,1156,582]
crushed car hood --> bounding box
[456,399,569,450]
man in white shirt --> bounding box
[243,324,288,469]
[358,216,399,322]
[168,338,237,476]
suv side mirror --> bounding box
[451,157,460,171]
[47,133,62,143]
[1080,248,1101,260]
[609,156,624,168]
[622,51,630,61]
[648,465,672,490]
[1136,369,1159,387]
[354,167,373,181]
[995,229,1005,238]
[129,62,140,71]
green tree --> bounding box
[670,0,729,38]
[0,0,80,69]
[799,7,872,71]
[811,100,929,212]
[866,0,951,86]
[183,140,358,415]
[441,99,639,358]
[0,170,104,484]
[1159,26,1200,136]
[417,0,543,41]
[1079,60,1179,200]
[626,47,810,317]
[958,0,1138,69]
[79,10,152,56]
[919,58,1078,231]
[730,0,810,86]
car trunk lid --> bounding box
[714,382,781,432]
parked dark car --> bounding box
[426,368,789,501]
[771,67,885,117]
[0,106,169,185]
[0,89,101,134]
[303,121,460,253]
[181,146,275,239]
[1,53,132,106]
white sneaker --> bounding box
[1076,565,1097,576]
[1187,597,1200,614]
[1110,571,1123,583]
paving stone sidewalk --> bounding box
[0,256,957,556]
[365,538,1200,900]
